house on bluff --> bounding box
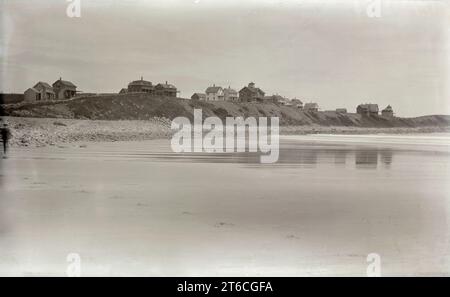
[264,94,284,104]
[223,86,238,101]
[24,81,55,102]
[124,77,177,97]
[53,78,77,99]
[205,85,224,101]
[357,104,379,116]
[127,77,154,94]
[304,102,319,112]
[24,78,77,102]
[191,93,206,100]
[381,105,394,117]
[291,98,303,109]
[239,82,265,102]
[155,81,177,97]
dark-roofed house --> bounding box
[53,78,77,99]
[239,82,265,102]
[205,85,224,101]
[191,93,206,100]
[155,81,177,97]
[357,104,379,116]
[304,102,319,112]
[381,105,394,117]
[128,77,154,94]
[336,108,347,113]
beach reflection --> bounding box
[278,146,393,169]
[355,150,378,168]
[149,145,395,169]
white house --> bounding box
[205,85,224,101]
[223,86,238,101]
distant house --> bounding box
[128,77,154,94]
[336,108,347,114]
[53,78,77,99]
[191,93,206,100]
[357,104,379,116]
[264,94,283,104]
[280,98,293,106]
[223,87,238,101]
[304,102,319,112]
[239,82,265,102]
[155,81,177,97]
[291,98,303,109]
[205,85,224,101]
[125,78,177,97]
[381,105,394,117]
[263,94,283,104]
[24,81,55,102]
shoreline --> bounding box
[2,116,449,148]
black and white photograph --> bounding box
[1,0,450,284]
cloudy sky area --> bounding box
[1,0,449,116]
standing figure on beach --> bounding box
[1,123,11,157]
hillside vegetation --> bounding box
[2,93,450,128]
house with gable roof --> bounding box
[155,81,177,97]
[205,84,224,101]
[24,81,55,102]
[53,77,77,99]
[238,82,265,102]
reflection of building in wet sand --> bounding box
[277,147,394,168]
[223,145,394,167]
[380,150,393,167]
[298,150,318,165]
[277,148,318,166]
[355,150,378,168]
[355,149,393,169]
[334,150,347,165]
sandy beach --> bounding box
[3,116,450,148]
[1,134,449,276]
[2,117,173,147]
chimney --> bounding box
[166,81,168,85]
[141,76,143,81]
[248,82,255,88]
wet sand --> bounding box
[0,134,449,276]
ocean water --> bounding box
[0,134,449,276]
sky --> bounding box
[0,0,449,116]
